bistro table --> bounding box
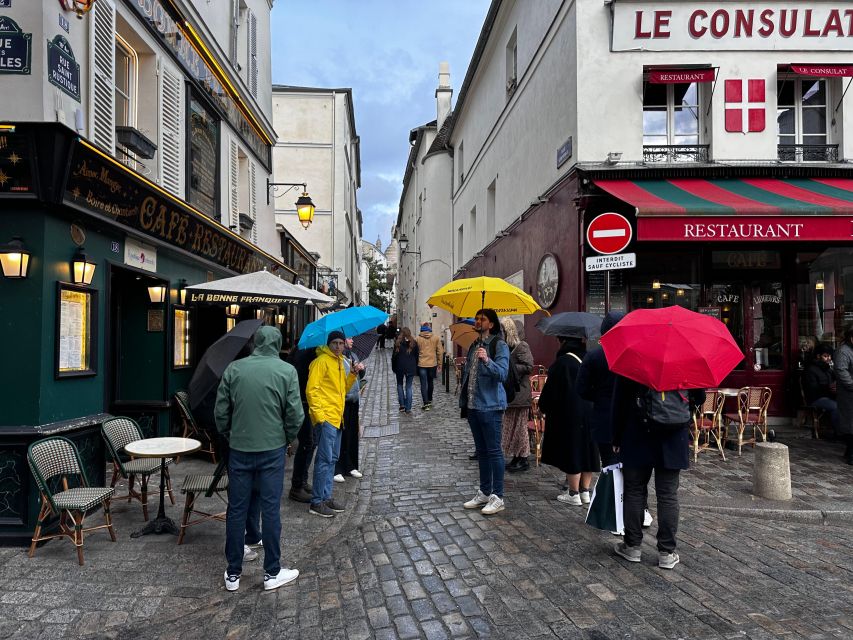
[125,437,201,538]
[708,388,742,449]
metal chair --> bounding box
[453,357,466,395]
[102,416,174,521]
[691,390,726,462]
[174,390,217,463]
[177,457,229,545]
[724,387,772,455]
[529,374,548,394]
[27,436,116,565]
[528,394,546,466]
[798,377,828,440]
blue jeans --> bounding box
[811,397,840,431]
[245,485,262,544]
[311,422,342,505]
[397,373,414,411]
[418,366,436,404]
[225,447,286,577]
[467,409,505,497]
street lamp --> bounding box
[0,236,31,278]
[71,247,96,285]
[266,180,316,229]
[147,285,167,303]
[398,234,420,255]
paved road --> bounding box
[2,349,853,639]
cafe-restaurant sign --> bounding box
[63,140,285,275]
[638,216,853,241]
[612,2,853,51]
[0,16,31,74]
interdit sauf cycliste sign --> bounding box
[611,2,853,51]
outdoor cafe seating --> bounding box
[453,357,466,395]
[528,373,547,466]
[690,390,726,462]
[723,386,772,455]
[174,390,218,463]
[798,376,830,440]
[177,457,229,545]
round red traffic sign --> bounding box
[586,212,632,255]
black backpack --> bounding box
[488,339,519,403]
[636,388,692,430]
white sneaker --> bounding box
[579,490,591,505]
[224,571,240,592]
[333,474,346,483]
[643,509,654,527]
[481,494,505,515]
[349,469,363,478]
[463,489,489,509]
[556,491,582,505]
[263,568,299,590]
[243,545,258,562]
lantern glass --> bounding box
[399,234,409,251]
[815,279,825,291]
[651,279,661,289]
[72,249,96,285]
[227,304,240,316]
[276,313,285,325]
[0,237,31,278]
[147,285,166,303]
[295,192,315,229]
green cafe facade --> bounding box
[0,122,312,542]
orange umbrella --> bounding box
[450,321,478,351]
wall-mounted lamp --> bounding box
[276,313,285,325]
[226,317,236,331]
[0,236,31,278]
[71,247,96,285]
[256,309,264,319]
[266,180,316,229]
[398,234,420,255]
[226,304,240,317]
[646,296,654,304]
[177,279,187,305]
[59,0,96,19]
[661,293,669,300]
[815,279,825,291]
[676,288,685,297]
[606,151,623,164]
[147,285,167,303]
[651,279,661,289]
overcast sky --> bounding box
[270,0,490,249]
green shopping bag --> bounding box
[585,464,624,533]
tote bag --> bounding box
[585,463,624,534]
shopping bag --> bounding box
[585,463,624,533]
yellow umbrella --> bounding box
[427,276,543,317]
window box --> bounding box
[115,125,157,159]
[238,213,255,231]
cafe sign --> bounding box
[0,16,31,74]
[47,34,80,101]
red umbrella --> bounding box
[599,306,743,391]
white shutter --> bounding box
[229,140,239,231]
[159,63,184,197]
[89,0,115,153]
[248,10,258,98]
[249,161,257,244]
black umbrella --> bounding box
[351,330,380,361]
[535,312,602,339]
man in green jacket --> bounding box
[215,326,304,592]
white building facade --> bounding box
[271,86,363,306]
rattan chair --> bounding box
[724,386,772,455]
[799,377,829,440]
[102,417,174,521]
[691,390,726,462]
[174,391,217,463]
[177,457,229,545]
[27,436,116,565]
[453,357,466,395]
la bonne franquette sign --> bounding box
[611,2,853,51]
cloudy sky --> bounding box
[270,0,490,249]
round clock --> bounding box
[536,253,559,309]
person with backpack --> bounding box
[611,377,705,570]
[391,327,419,415]
[499,318,534,473]
[538,335,599,505]
[459,308,510,516]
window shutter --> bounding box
[159,64,184,197]
[248,10,258,98]
[249,160,257,244]
[229,140,239,231]
[90,0,115,153]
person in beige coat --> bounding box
[416,323,445,411]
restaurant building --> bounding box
[0,0,310,542]
[435,0,853,417]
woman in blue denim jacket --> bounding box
[459,309,510,516]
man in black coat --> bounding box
[803,344,839,433]
[286,346,319,502]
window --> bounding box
[777,78,833,161]
[486,179,496,241]
[643,81,703,161]
[56,283,98,378]
[188,94,219,218]
[468,206,477,257]
[173,308,191,368]
[457,224,464,266]
[114,35,136,128]
[506,28,517,96]
[456,141,464,188]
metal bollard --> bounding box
[444,355,450,393]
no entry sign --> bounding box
[586,212,632,255]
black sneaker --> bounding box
[309,502,335,518]
[289,486,313,503]
[508,457,529,473]
[424,403,432,411]
[326,498,345,513]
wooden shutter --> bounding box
[229,140,239,231]
[249,160,257,244]
[248,10,258,98]
[159,63,184,197]
[89,0,115,152]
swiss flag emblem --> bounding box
[725,79,765,133]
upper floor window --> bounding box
[114,36,136,128]
[506,28,517,97]
[643,80,706,162]
[777,78,836,162]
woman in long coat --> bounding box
[538,335,599,505]
[500,318,535,472]
[833,325,853,464]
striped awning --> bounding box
[595,178,853,216]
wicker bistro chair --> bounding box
[102,417,174,521]
[724,386,772,455]
[529,374,548,394]
[453,357,467,395]
[174,391,217,463]
[798,377,829,440]
[27,436,117,565]
[528,393,546,466]
[178,457,229,544]
[691,390,726,462]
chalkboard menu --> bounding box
[188,94,218,218]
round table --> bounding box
[125,437,201,538]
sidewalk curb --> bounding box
[683,503,853,525]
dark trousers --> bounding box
[291,406,316,490]
[418,366,436,404]
[598,442,618,468]
[336,401,360,475]
[623,465,680,553]
[468,409,505,497]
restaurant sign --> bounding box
[187,291,304,306]
[639,216,853,242]
[46,35,80,102]
[0,16,31,74]
[612,2,853,51]
[63,139,284,275]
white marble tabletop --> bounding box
[124,437,201,458]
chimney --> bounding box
[435,62,452,131]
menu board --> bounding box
[188,95,218,218]
[58,288,90,372]
[173,308,190,367]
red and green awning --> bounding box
[595,178,853,216]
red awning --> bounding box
[647,68,715,84]
[790,64,853,78]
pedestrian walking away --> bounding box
[335,337,366,482]
[214,326,304,592]
[416,323,445,411]
[833,325,853,465]
[392,327,419,415]
[460,309,510,516]
[376,322,387,350]
[499,318,534,473]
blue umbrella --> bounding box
[298,306,389,349]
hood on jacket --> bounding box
[253,326,282,356]
[315,345,343,361]
[513,319,526,341]
[601,311,626,336]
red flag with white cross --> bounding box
[724,79,765,133]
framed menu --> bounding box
[56,283,97,377]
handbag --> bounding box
[585,463,624,534]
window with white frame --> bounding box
[643,82,701,147]
[777,77,833,161]
[114,36,136,128]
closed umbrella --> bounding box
[599,306,743,391]
[298,305,389,349]
[535,311,603,339]
[427,276,542,317]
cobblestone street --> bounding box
[2,349,853,639]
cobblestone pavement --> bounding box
[2,349,853,639]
